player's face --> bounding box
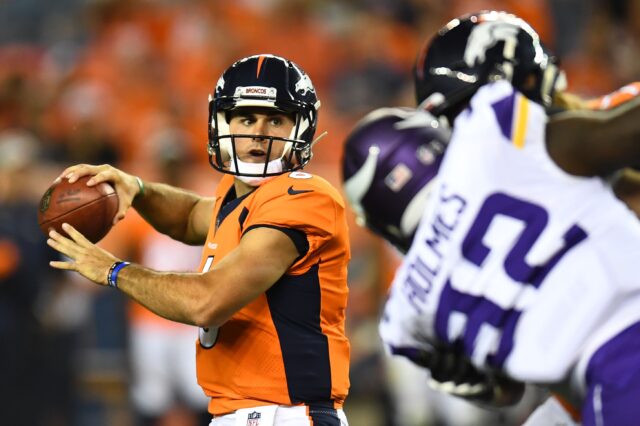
[228,108,295,163]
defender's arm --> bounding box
[546,95,640,177]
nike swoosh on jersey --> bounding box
[288,186,314,195]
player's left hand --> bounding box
[47,222,119,286]
[56,163,142,225]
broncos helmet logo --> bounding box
[216,75,225,91]
[295,73,316,96]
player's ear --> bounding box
[521,74,537,92]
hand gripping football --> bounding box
[38,175,119,243]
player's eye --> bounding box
[239,117,254,126]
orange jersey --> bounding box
[587,82,640,110]
[195,172,351,415]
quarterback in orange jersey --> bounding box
[46,54,351,425]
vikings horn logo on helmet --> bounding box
[341,107,450,253]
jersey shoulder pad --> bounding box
[256,172,344,205]
[245,173,345,237]
[468,81,545,149]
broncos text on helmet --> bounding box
[208,54,321,180]
[341,107,450,253]
[414,11,567,120]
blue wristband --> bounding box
[107,261,130,288]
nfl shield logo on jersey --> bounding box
[246,411,261,426]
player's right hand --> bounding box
[56,164,142,225]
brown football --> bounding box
[38,175,119,243]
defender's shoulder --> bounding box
[461,81,546,149]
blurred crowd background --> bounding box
[1,0,638,425]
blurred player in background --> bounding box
[0,129,113,426]
[0,130,70,426]
[344,106,537,426]
[46,54,351,426]
[127,129,209,426]
[342,10,640,426]
[341,85,640,426]
[343,106,572,426]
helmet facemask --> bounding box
[207,55,319,185]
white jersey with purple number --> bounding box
[380,80,640,391]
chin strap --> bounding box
[230,157,284,187]
[310,131,328,148]
[236,175,272,187]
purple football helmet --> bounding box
[341,107,450,253]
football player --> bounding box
[343,10,640,426]
[343,106,575,425]
[47,54,351,426]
